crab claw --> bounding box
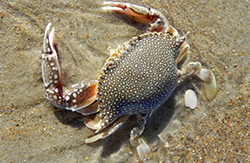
[102,1,178,34]
[41,23,98,113]
[102,1,160,24]
[41,23,63,108]
[42,23,59,88]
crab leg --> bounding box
[130,113,153,161]
[102,1,179,35]
[85,115,129,143]
[135,138,152,162]
[41,23,98,113]
[177,62,217,101]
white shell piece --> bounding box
[184,89,197,109]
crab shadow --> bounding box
[53,109,86,128]
[102,98,177,158]
[51,80,191,159]
[51,92,177,158]
[99,81,192,158]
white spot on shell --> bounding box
[54,74,58,79]
[184,89,197,109]
[65,96,70,101]
[53,95,57,100]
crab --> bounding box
[41,1,217,161]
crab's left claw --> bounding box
[41,23,64,108]
[41,23,98,113]
[102,1,178,35]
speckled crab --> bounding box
[41,1,217,161]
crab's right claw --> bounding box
[102,1,159,24]
[102,1,174,33]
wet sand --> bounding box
[0,0,249,162]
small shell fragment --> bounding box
[184,89,197,109]
[204,72,217,101]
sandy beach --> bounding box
[0,0,249,162]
